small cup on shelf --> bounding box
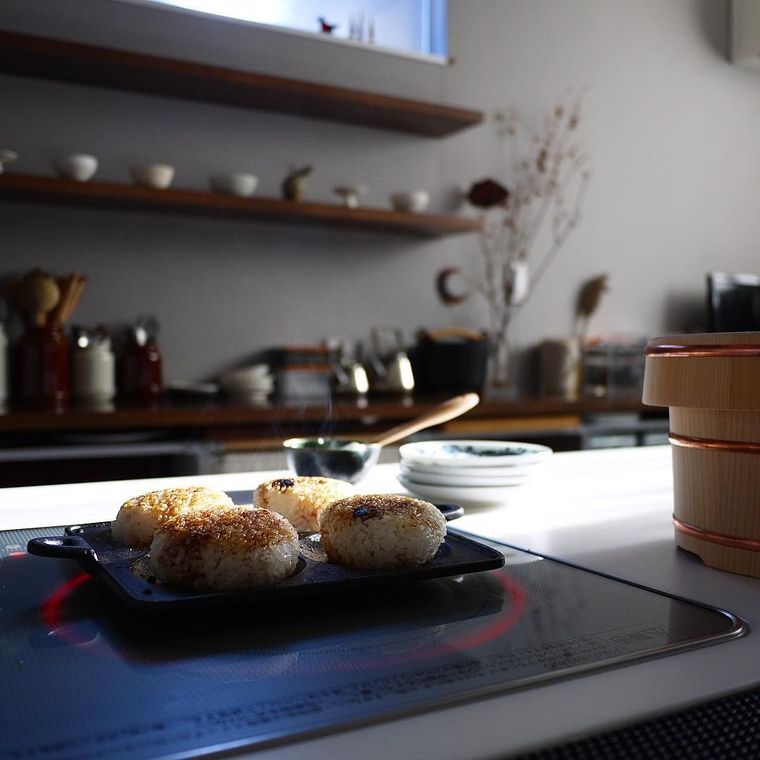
[54,154,98,182]
[389,190,429,213]
[130,163,175,190]
[210,173,259,197]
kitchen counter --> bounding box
[2,445,756,758]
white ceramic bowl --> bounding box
[131,163,175,189]
[397,475,518,508]
[211,173,259,197]
[54,153,98,182]
[399,439,553,468]
[389,190,429,213]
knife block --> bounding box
[644,332,760,577]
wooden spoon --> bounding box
[370,392,480,447]
[16,271,60,327]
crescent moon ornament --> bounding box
[436,267,470,305]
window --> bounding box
[135,0,447,60]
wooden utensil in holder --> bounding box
[13,269,87,408]
[644,332,760,577]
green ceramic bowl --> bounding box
[282,437,382,484]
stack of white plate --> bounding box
[398,439,552,507]
[219,364,274,404]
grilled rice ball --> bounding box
[112,486,236,548]
[253,476,354,532]
[320,494,447,570]
[149,507,300,591]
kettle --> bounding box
[369,327,415,393]
[327,338,370,395]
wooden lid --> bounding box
[643,332,760,410]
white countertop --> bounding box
[3,445,759,758]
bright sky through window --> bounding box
[140,0,447,58]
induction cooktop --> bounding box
[0,523,745,760]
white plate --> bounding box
[399,439,552,468]
[398,475,517,507]
[399,463,534,486]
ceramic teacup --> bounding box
[210,173,259,197]
[389,190,430,213]
[54,154,98,182]
[131,163,175,189]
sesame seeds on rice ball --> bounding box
[253,476,354,532]
[149,507,300,591]
[320,494,447,570]
[111,486,236,548]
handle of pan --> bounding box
[437,503,465,521]
[27,535,96,561]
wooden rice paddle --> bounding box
[369,393,480,447]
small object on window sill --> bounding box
[318,16,338,34]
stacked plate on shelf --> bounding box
[398,439,552,507]
[218,364,274,404]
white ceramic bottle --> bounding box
[72,328,115,404]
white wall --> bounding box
[1,0,758,386]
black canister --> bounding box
[410,328,488,393]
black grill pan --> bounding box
[26,502,503,612]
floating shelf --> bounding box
[0,174,482,237]
[0,31,483,137]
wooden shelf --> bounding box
[0,173,481,236]
[0,395,657,434]
[0,31,483,137]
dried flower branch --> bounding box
[466,92,592,388]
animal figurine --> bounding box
[281,165,313,202]
[318,17,338,34]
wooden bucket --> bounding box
[643,332,760,577]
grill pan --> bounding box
[26,500,503,612]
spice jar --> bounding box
[15,324,71,409]
[121,316,163,402]
[0,321,7,408]
[72,326,116,404]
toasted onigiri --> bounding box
[253,476,354,532]
[112,486,235,548]
[149,507,300,591]
[320,494,447,570]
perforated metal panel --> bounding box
[519,686,760,759]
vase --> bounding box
[485,328,516,399]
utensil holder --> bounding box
[643,332,760,577]
[15,325,70,409]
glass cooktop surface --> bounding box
[0,523,745,760]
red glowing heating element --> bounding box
[39,570,527,676]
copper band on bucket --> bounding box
[668,432,760,454]
[673,515,760,552]
[645,343,760,358]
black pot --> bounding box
[410,333,488,393]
